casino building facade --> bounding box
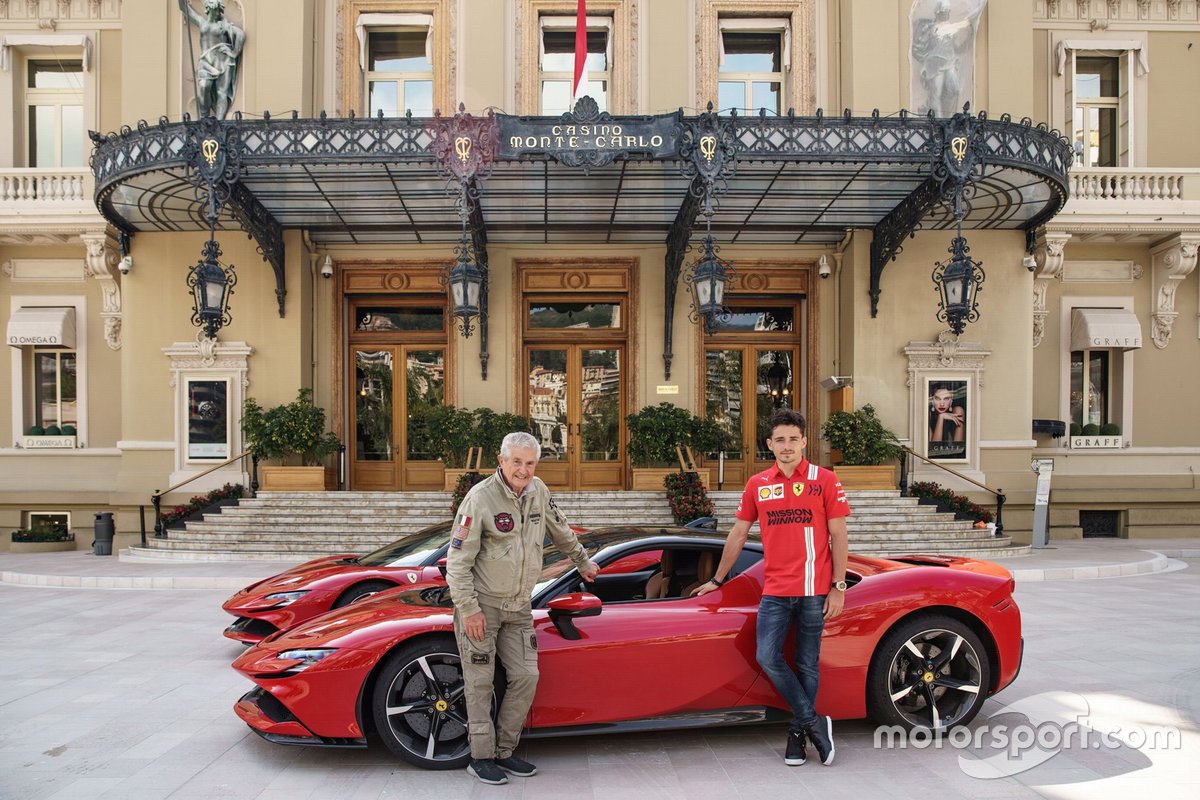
[2,0,1198,549]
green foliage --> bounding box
[1099,422,1121,436]
[820,405,902,466]
[1081,423,1101,436]
[11,517,73,542]
[242,388,341,466]
[61,424,76,436]
[625,403,732,467]
[908,481,994,524]
[472,408,532,464]
[26,424,45,435]
[161,482,244,529]
[450,470,485,517]
[1069,422,1082,436]
[664,471,714,525]
[43,425,61,436]
[423,406,532,468]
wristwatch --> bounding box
[710,575,725,587]
[831,579,848,591]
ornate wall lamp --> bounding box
[185,119,240,339]
[685,218,734,333]
[932,231,984,336]
[764,355,791,407]
[187,235,236,339]
[440,184,485,338]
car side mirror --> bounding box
[437,557,447,579]
[547,592,602,640]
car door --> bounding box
[528,545,763,729]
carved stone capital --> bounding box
[80,229,123,350]
[1150,234,1200,349]
[1034,231,1070,280]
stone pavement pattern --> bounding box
[0,539,1196,800]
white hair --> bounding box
[500,431,541,460]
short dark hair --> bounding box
[766,408,806,437]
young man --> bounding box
[696,409,850,766]
[446,431,600,785]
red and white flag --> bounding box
[572,0,588,103]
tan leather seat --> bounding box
[645,550,674,599]
[680,551,716,597]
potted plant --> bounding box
[426,406,532,489]
[243,388,341,491]
[625,403,724,490]
[10,521,75,553]
[820,404,902,490]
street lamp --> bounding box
[686,225,734,332]
[764,356,790,407]
[187,237,236,339]
[932,235,984,336]
[446,236,483,334]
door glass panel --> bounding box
[529,350,568,461]
[355,351,394,462]
[705,350,744,459]
[529,302,620,329]
[405,350,444,460]
[755,351,793,460]
[581,350,619,462]
[709,306,794,333]
[356,306,444,332]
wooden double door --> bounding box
[526,344,625,490]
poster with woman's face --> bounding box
[927,379,967,460]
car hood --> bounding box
[259,584,454,649]
[236,556,363,595]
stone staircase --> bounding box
[124,489,1027,561]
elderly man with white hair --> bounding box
[446,431,599,785]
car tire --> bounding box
[332,580,394,608]
[371,636,503,770]
[866,614,990,732]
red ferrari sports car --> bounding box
[232,526,1022,770]
[221,522,456,643]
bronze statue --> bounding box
[179,0,246,120]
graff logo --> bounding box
[202,139,220,167]
[699,134,716,164]
[454,136,472,164]
[950,136,967,164]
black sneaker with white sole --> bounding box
[805,715,835,765]
[467,758,508,785]
[784,728,807,766]
[495,754,538,777]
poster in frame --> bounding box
[187,378,230,460]
[926,378,968,461]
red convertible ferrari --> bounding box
[232,526,1022,769]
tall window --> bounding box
[26,59,85,167]
[365,29,433,117]
[539,16,610,115]
[718,29,783,115]
[1073,56,1118,167]
[1070,350,1111,429]
[32,350,77,430]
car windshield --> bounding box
[356,522,453,567]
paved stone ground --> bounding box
[0,540,1197,800]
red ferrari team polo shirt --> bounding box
[735,459,851,597]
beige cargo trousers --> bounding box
[453,600,539,760]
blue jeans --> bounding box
[756,594,825,730]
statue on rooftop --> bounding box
[910,0,987,117]
[179,0,246,120]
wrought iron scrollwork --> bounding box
[676,102,739,217]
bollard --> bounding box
[93,511,115,556]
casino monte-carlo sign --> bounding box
[498,108,677,168]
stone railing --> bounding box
[1069,168,1196,203]
[0,168,90,205]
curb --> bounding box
[1011,550,1179,582]
[0,570,252,590]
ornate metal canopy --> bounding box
[89,102,1070,374]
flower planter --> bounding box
[260,466,335,491]
[631,467,711,491]
[444,468,484,491]
[165,498,241,530]
[832,464,896,490]
[10,539,75,553]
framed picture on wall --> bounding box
[926,378,968,461]
[187,378,230,460]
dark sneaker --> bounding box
[467,759,508,785]
[805,715,835,766]
[495,754,538,777]
[784,728,807,766]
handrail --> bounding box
[143,450,257,542]
[898,446,1006,535]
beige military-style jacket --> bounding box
[446,468,590,619]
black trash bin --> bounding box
[93,512,115,556]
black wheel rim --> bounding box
[382,652,472,762]
[885,627,983,730]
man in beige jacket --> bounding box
[446,431,599,785]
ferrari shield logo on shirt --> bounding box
[494,512,515,532]
[793,482,804,497]
[758,483,785,501]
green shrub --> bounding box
[160,483,244,528]
[61,424,76,436]
[450,470,485,517]
[11,528,74,543]
[626,403,731,467]
[243,388,341,465]
[909,480,994,524]
[1069,422,1082,436]
[26,424,45,435]
[424,406,532,468]
[1081,423,1101,436]
[664,471,714,525]
[820,405,902,466]
[1099,422,1121,436]
[43,425,61,436]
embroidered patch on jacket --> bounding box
[529,634,538,651]
[450,537,464,549]
[529,512,542,524]
[470,653,489,664]
[758,483,785,501]
[494,512,515,532]
[452,514,471,542]
[792,482,805,497]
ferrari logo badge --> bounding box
[793,483,805,497]
[923,671,935,684]
[435,699,448,712]
[406,572,418,584]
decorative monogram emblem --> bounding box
[454,136,472,164]
[699,134,717,164]
[950,136,967,165]
[201,139,219,167]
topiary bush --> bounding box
[820,405,902,466]
[242,388,341,466]
[626,403,732,467]
[1099,422,1121,436]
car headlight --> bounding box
[264,591,309,606]
[277,648,337,673]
